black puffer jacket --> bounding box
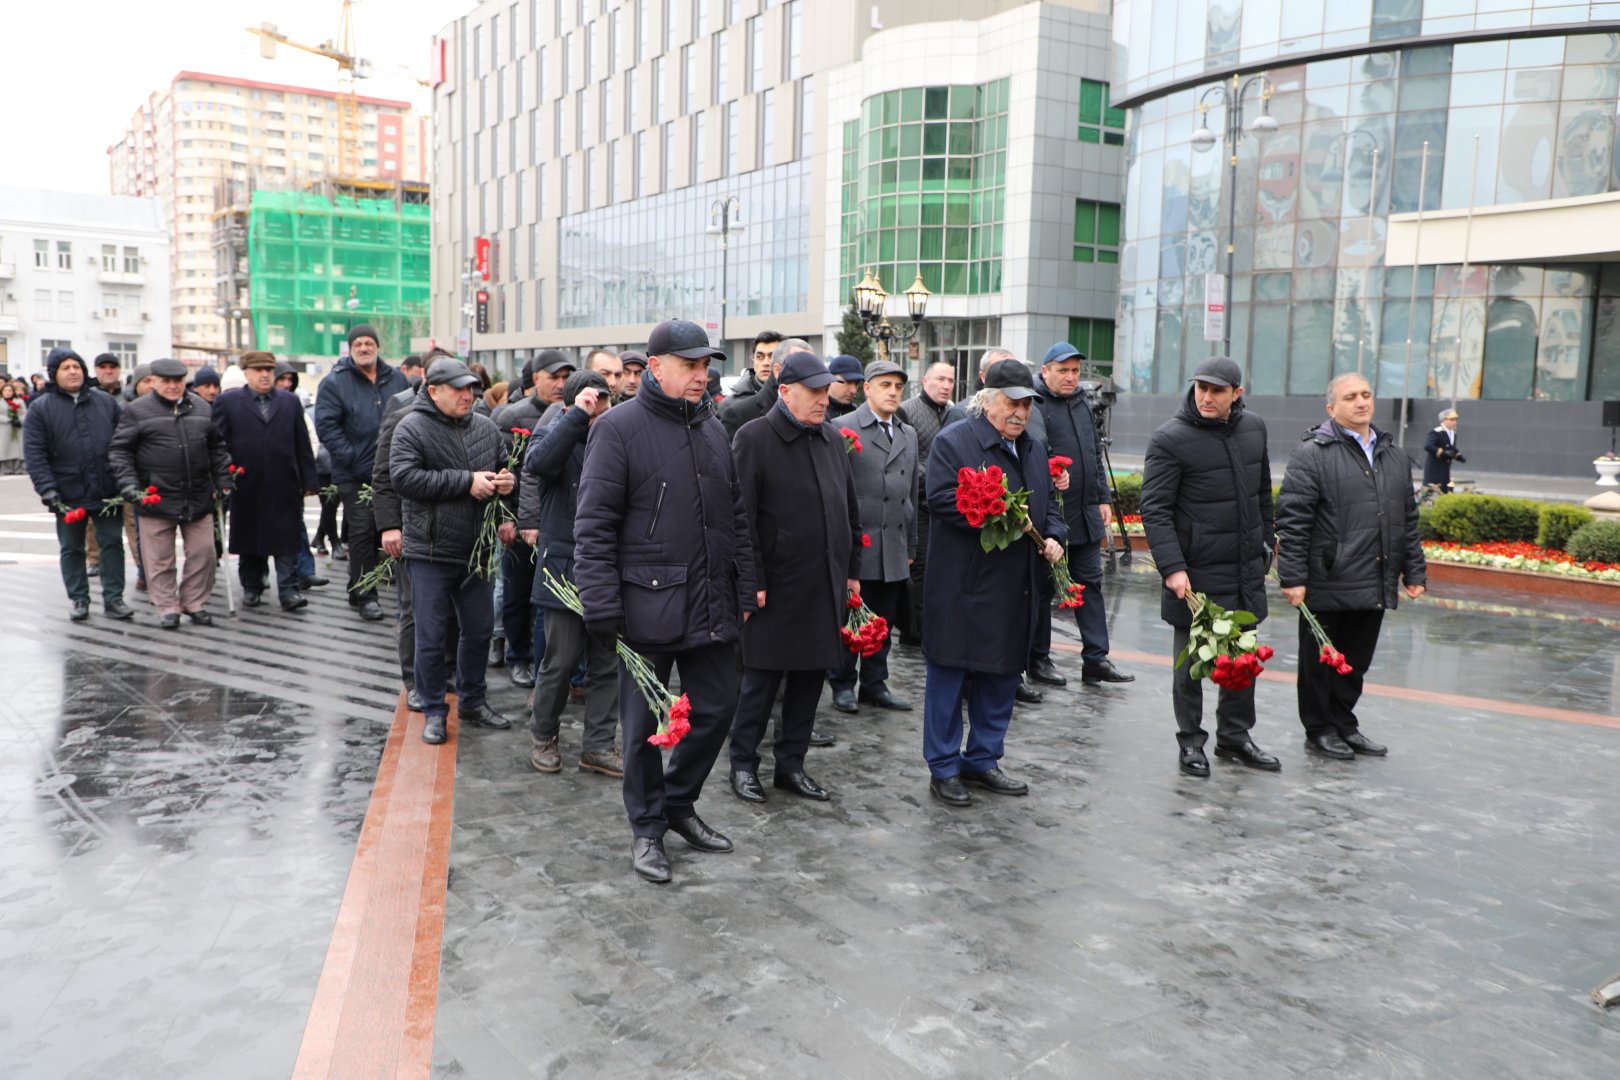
[1141,392,1274,628]
[1276,421,1426,612]
[719,371,776,439]
[107,391,232,522]
[24,383,123,508]
[389,394,505,565]
[522,404,591,611]
[370,386,425,534]
[574,373,758,650]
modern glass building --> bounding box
[1111,3,1620,474]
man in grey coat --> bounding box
[828,359,918,714]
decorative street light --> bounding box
[1191,72,1278,358]
[706,195,744,364]
[855,268,931,367]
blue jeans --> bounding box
[407,559,494,719]
[239,552,301,602]
[1067,538,1110,664]
[297,521,315,580]
[56,511,126,606]
[921,663,1020,779]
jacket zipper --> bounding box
[646,481,667,540]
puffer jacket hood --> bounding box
[46,348,86,383]
[275,361,299,391]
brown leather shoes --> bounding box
[530,735,561,773]
[579,747,624,777]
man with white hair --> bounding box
[1422,407,1464,493]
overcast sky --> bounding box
[0,0,461,196]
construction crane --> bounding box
[247,0,371,178]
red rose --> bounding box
[984,465,1002,484]
[988,499,1006,516]
[1256,645,1275,661]
[964,508,986,528]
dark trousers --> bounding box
[56,511,126,606]
[1066,538,1110,664]
[905,507,931,640]
[501,540,535,663]
[1171,625,1257,750]
[396,558,415,687]
[314,489,342,550]
[729,668,825,776]
[828,577,906,693]
[621,641,739,839]
[407,559,494,719]
[338,480,380,602]
[530,607,619,751]
[296,521,315,580]
[1297,608,1385,738]
[922,663,1020,779]
[239,552,300,602]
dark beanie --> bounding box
[190,366,222,387]
[47,347,86,383]
[347,324,380,347]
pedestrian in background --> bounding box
[1422,408,1464,494]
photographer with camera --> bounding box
[1028,342,1135,687]
[1422,408,1464,493]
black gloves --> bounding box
[586,617,624,640]
[120,487,142,502]
[1452,452,1466,463]
[41,491,60,510]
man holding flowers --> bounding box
[1141,356,1280,777]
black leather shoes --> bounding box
[1215,740,1281,771]
[729,769,766,804]
[300,575,329,588]
[104,599,134,621]
[960,767,1028,796]
[859,686,911,710]
[159,613,181,629]
[667,813,732,853]
[929,775,972,806]
[281,590,308,611]
[1015,678,1044,704]
[422,715,448,744]
[1343,731,1387,756]
[632,837,672,883]
[1028,656,1067,686]
[187,610,213,626]
[487,637,506,668]
[1082,659,1135,684]
[69,600,90,622]
[773,771,830,801]
[509,662,535,688]
[242,590,263,607]
[808,728,836,747]
[1305,732,1356,760]
[460,703,513,730]
[358,600,384,621]
[405,688,423,712]
[831,688,859,713]
[1179,746,1210,777]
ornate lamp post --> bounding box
[854,268,930,368]
[706,195,744,363]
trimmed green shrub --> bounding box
[1427,494,1541,544]
[1536,504,1595,552]
[1112,472,1142,516]
[1567,520,1620,564]
[1418,506,1439,542]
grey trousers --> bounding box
[530,607,619,752]
[1171,625,1256,751]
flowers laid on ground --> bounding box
[1176,591,1272,690]
[840,427,863,454]
[544,570,691,748]
[468,429,532,579]
[842,591,889,657]
[953,464,1083,606]
[1423,540,1620,582]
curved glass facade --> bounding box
[1117,29,1620,401]
[837,80,1009,302]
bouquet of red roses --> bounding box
[841,591,889,657]
[5,399,21,429]
[1176,591,1273,690]
[954,464,1084,609]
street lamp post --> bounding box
[1191,72,1278,358]
[706,195,744,366]
[460,260,478,359]
[854,268,931,372]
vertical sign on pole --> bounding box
[1203,273,1226,344]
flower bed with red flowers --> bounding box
[1423,540,1620,583]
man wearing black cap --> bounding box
[617,351,647,400]
[92,354,123,396]
[922,360,1067,806]
[828,358,917,714]
[728,352,861,805]
[213,351,320,613]
[825,354,865,420]
[26,348,132,621]
[575,317,759,884]
[1141,356,1281,777]
[314,324,410,621]
[189,365,222,404]
[390,358,516,744]
[109,358,233,629]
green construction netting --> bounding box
[248,190,430,357]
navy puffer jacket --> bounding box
[314,355,410,484]
[24,381,123,509]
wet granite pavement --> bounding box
[1,502,1618,1077]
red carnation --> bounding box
[861,533,872,548]
[1048,455,1073,478]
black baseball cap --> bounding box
[536,348,575,375]
[563,369,612,405]
[647,318,725,361]
[828,354,865,382]
[778,352,837,389]
[983,359,1042,401]
[425,358,481,388]
[1190,356,1243,388]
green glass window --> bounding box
[1075,199,1122,263]
[1078,78,1125,145]
[1066,318,1117,376]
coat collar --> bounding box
[766,400,828,443]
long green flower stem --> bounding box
[353,555,398,594]
[542,570,677,713]
[1266,566,1337,653]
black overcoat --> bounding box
[733,405,862,670]
[1422,427,1459,488]
[922,415,1067,674]
[213,386,318,556]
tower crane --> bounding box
[247,0,370,178]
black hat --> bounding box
[92,352,121,369]
[150,358,189,380]
[1190,355,1243,389]
[618,350,648,369]
[424,358,481,388]
[777,351,837,389]
[347,324,380,347]
[518,357,536,390]
[536,348,575,375]
[647,318,724,360]
[863,359,908,384]
[983,359,1042,401]
[190,365,222,386]
[563,368,612,405]
[827,354,865,382]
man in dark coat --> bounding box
[372,381,424,710]
[108,358,233,629]
[25,348,132,621]
[92,354,123,396]
[1277,373,1427,760]
[828,358,918,713]
[390,358,515,745]
[728,352,862,805]
[574,318,758,885]
[898,360,966,644]
[617,351,647,400]
[922,360,1067,806]
[524,369,623,778]
[1422,407,1463,492]
[314,324,410,621]
[1141,356,1280,777]
[825,353,865,420]
[213,351,319,612]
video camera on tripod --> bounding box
[1075,365,1131,564]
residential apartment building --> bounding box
[108,72,426,359]
[0,187,171,377]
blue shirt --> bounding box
[1349,427,1376,466]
